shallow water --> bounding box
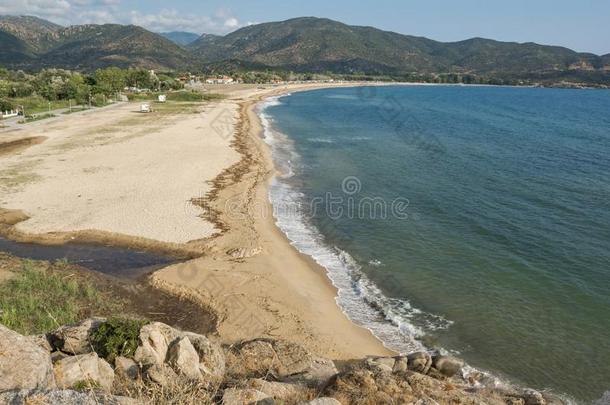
[261,85,610,402]
[0,237,177,278]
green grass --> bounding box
[127,91,223,102]
[72,379,102,391]
[62,107,91,115]
[91,317,149,362]
[0,260,120,335]
[19,113,56,123]
[12,96,70,115]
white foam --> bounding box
[259,98,453,354]
[256,94,580,404]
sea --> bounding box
[258,85,610,403]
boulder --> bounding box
[324,368,414,404]
[229,339,314,379]
[299,399,342,405]
[49,318,104,355]
[0,324,56,390]
[51,351,70,364]
[247,378,307,400]
[271,340,313,377]
[522,389,546,405]
[222,388,273,405]
[414,395,441,405]
[28,334,53,352]
[392,356,408,373]
[53,352,115,391]
[431,355,463,378]
[407,352,432,374]
[133,322,179,367]
[184,331,226,378]
[365,356,395,373]
[284,357,339,388]
[0,389,140,405]
[230,340,277,377]
[115,356,139,380]
[145,363,179,388]
[166,336,202,380]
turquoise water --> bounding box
[260,85,610,402]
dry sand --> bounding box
[0,83,394,360]
[0,100,240,253]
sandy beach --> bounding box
[0,83,393,360]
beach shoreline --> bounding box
[0,82,395,359]
[152,82,395,359]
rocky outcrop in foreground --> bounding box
[0,319,564,405]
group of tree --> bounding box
[0,67,185,110]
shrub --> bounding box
[0,98,15,111]
[90,93,107,107]
[91,317,149,362]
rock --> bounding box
[133,322,179,367]
[184,331,225,378]
[115,356,139,380]
[51,351,70,364]
[272,340,313,377]
[229,339,316,379]
[522,389,546,405]
[145,363,179,388]
[247,378,307,400]
[230,340,277,377]
[407,352,433,374]
[284,356,338,388]
[299,399,341,405]
[166,336,202,380]
[431,355,463,378]
[28,334,53,352]
[0,389,140,404]
[324,368,414,404]
[53,352,115,391]
[49,318,104,355]
[0,324,56,390]
[365,356,395,373]
[392,356,408,373]
[414,395,441,405]
[222,388,273,405]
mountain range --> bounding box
[1,15,609,84]
[160,31,200,46]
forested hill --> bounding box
[1,15,609,85]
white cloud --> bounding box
[0,0,245,34]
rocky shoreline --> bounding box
[0,318,565,405]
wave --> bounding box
[257,93,581,405]
[307,138,335,144]
[259,96,450,354]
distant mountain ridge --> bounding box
[0,15,192,70]
[1,15,608,85]
[160,31,200,46]
[188,17,609,78]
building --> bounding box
[205,76,236,85]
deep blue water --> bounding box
[260,85,610,402]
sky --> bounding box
[0,0,608,55]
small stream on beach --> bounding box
[0,237,178,278]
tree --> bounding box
[126,69,155,90]
[94,67,126,94]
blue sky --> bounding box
[1,0,608,54]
